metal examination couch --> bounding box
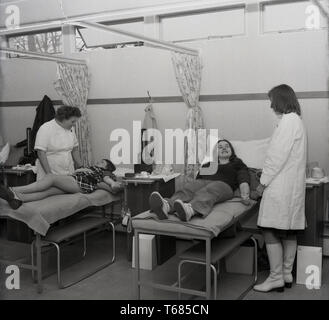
[0,189,120,293]
[132,198,259,300]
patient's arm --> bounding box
[74,168,93,173]
[96,182,115,193]
[239,182,251,205]
[96,176,123,194]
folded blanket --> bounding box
[0,190,120,236]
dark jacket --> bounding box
[31,95,56,148]
[16,95,55,165]
[16,95,55,149]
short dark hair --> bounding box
[268,84,301,116]
[55,106,82,122]
[103,159,116,172]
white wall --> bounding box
[0,0,199,27]
[0,1,328,172]
[0,59,58,144]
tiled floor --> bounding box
[1,231,328,300]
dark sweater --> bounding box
[197,158,250,191]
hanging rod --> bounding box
[0,47,87,65]
[68,21,199,56]
[310,0,329,19]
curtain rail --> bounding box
[68,21,199,56]
[0,47,87,65]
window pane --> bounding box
[77,21,144,50]
[262,0,328,33]
[8,30,62,53]
[161,6,246,42]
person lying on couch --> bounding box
[0,159,122,209]
[149,139,251,222]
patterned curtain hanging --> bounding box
[172,52,205,181]
[54,63,92,166]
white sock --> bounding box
[162,199,170,214]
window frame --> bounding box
[6,27,63,54]
[75,17,145,51]
[159,4,247,43]
[259,0,328,34]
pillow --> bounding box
[231,138,270,169]
[201,137,270,169]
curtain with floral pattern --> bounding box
[54,63,92,166]
[172,52,204,181]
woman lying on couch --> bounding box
[0,159,122,210]
[149,139,252,222]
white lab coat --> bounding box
[258,113,307,230]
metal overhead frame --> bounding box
[69,20,199,56]
[0,20,199,58]
[0,0,242,56]
[0,47,87,65]
[310,0,329,20]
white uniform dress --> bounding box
[34,119,79,180]
[258,113,307,230]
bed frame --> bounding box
[0,203,118,293]
[133,203,259,300]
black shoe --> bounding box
[0,185,15,201]
[0,186,22,209]
[8,199,23,210]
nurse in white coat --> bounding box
[34,106,83,180]
[254,84,307,293]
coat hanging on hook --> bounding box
[147,91,153,104]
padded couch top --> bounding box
[0,190,119,236]
[132,198,256,239]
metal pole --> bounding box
[134,229,141,299]
[70,21,199,56]
[311,0,329,19]
[35,234,43,294]
[0,47,87,65]
[205,238,211,300]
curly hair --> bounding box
[55,106,82,122]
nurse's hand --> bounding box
[256,184,266,196]
[241,195,251,206]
